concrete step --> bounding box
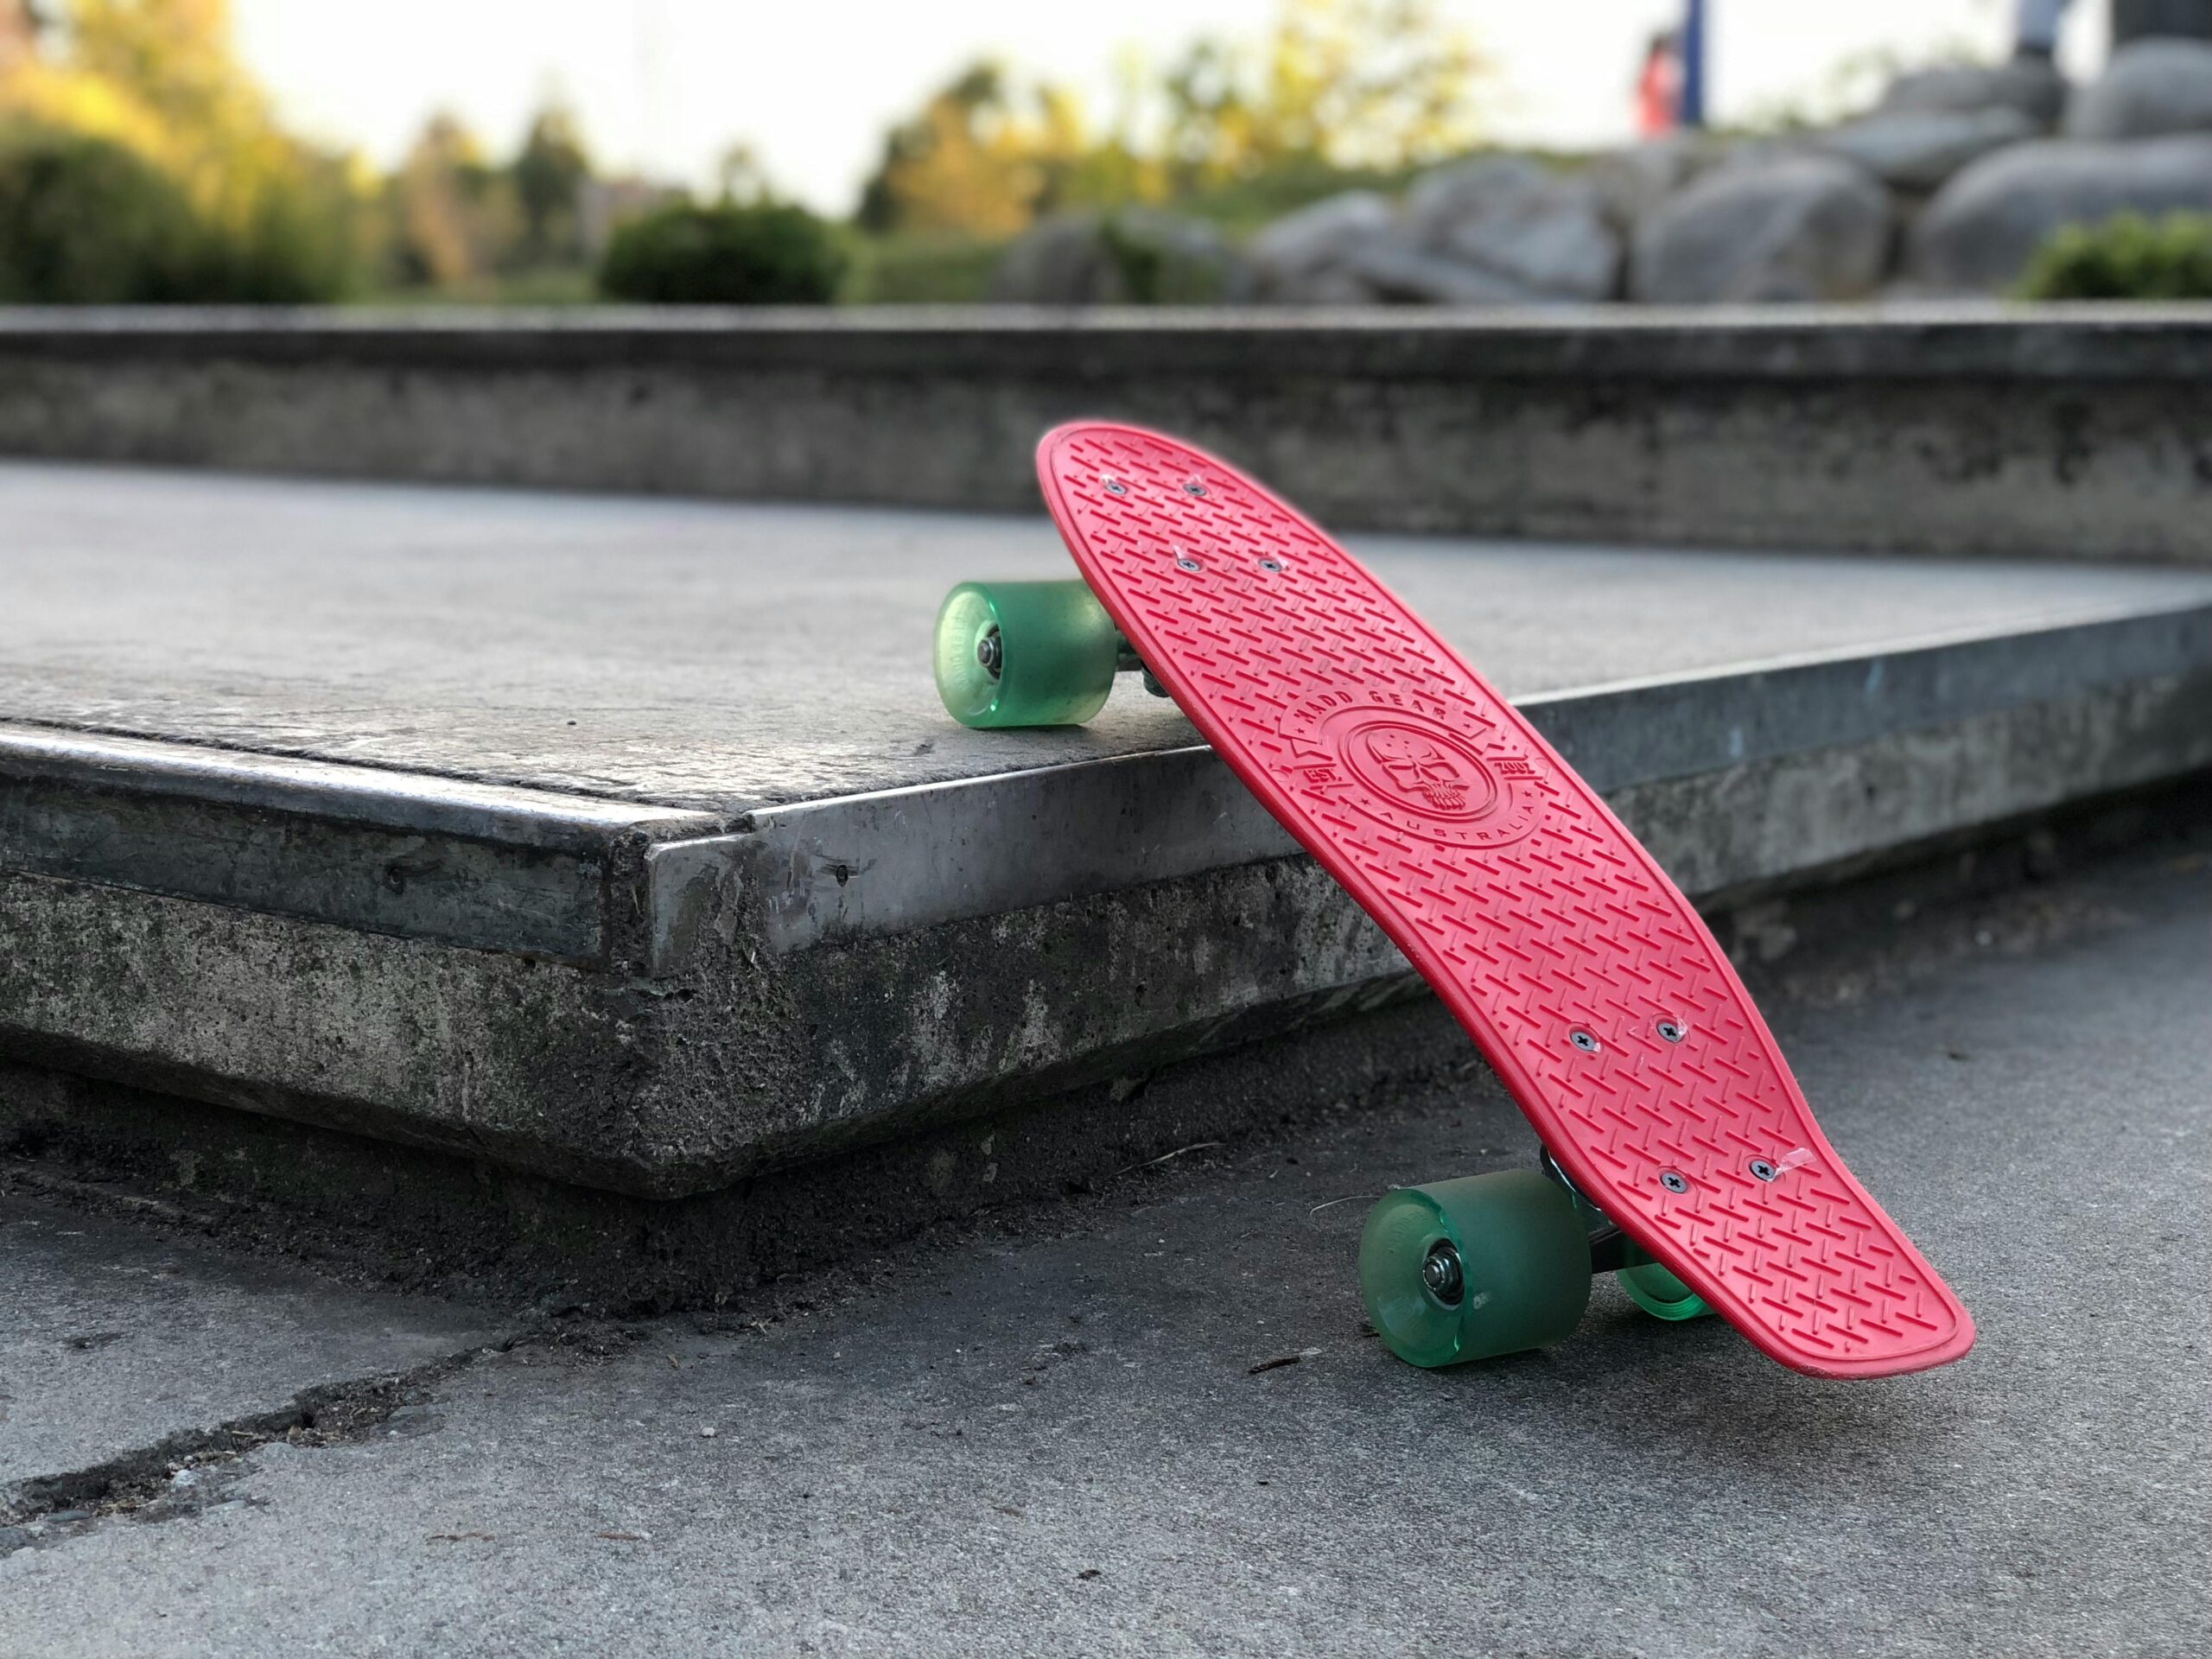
[3,461,2210,1205]
[3,306,2210,563]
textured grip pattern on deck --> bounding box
[1040,424,1972,1378]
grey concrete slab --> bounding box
[4,306,2212,562]
[1,853,2203,1656]
[0,1192,504,1487]
[5,461,2209,810]
[4,462,2212,1195]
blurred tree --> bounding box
[856,61,1090,236]
[0,0,364,297]
[512,97,589,264]
[68,0,250,130]
[1163,0,1485,185]
[388,111,517,287]
[855,0,1484,236]
[716,141,767,206]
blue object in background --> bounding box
[1679,0,1707,128]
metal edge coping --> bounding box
[650,596,2212,959]
[741,595,2212,834]
[0,721,720,852]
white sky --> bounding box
[232,0,2112,213]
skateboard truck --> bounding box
[1113,639,1170,700]
[1538,1147,1713,1319]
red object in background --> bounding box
[1637,33,1681,136]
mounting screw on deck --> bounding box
[1749,1159,1779,1182]
[1660,1170,1690,1193]
[1258,557,1284,573]
[1175,552,1204,572]
[1103,477,1128,495]
[1656,1018,1687,1043]
[1183,477,1208,496]
[1569,1027,1600,1052]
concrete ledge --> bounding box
[3,305,2210,561]
[7,465,2210,1198]
[3,790,2203,1311]
[5,601,2208,1198]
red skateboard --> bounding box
[934,422,1974,1379]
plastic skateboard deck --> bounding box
[1038,421,1974,1380]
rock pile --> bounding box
[989,43,2212,304]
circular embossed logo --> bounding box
[1338,718,1497,820]
[1284,697,1545,849]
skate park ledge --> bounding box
[3,460,2210,1214]
[1,303,2209,563]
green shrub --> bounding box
[218,168,364,303]
[2018,211,2212,301]
[598,200,845,304]
[0,124,207,302]
[0,124,354,303]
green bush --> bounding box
[598,200,845,304]
[218,168,364,303]
[2018,211,2212,301]
[0,125,207,302]
[0,124,354,303]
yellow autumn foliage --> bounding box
[858,0,1486,237]
[1,0,364,295]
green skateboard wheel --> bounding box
[934,580,1120,728]
[1359,1169,1592,1368]
[1618,1252,1714,1322]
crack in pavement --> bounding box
[0,1325,586,1555]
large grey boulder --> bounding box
[2065,39,2212,138]
[1810,107,2037,193]
[1343,236,1551,304]
[1879,58,2068,130]
[988,210,1247,304]
[1279,265,1383,304]
[1905,134,2212,290]
[1630,154,1893,302]
[1402,156,1621,300]
[1248,191,1393,301]
[1586,134,1721,232]
[2112,0,2212,46]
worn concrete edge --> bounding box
[3,599,2206,971]
[5,302,2212,380]
[0,723,720,966]
[664,598,2212,959]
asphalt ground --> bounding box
[0,839,2204,1656]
